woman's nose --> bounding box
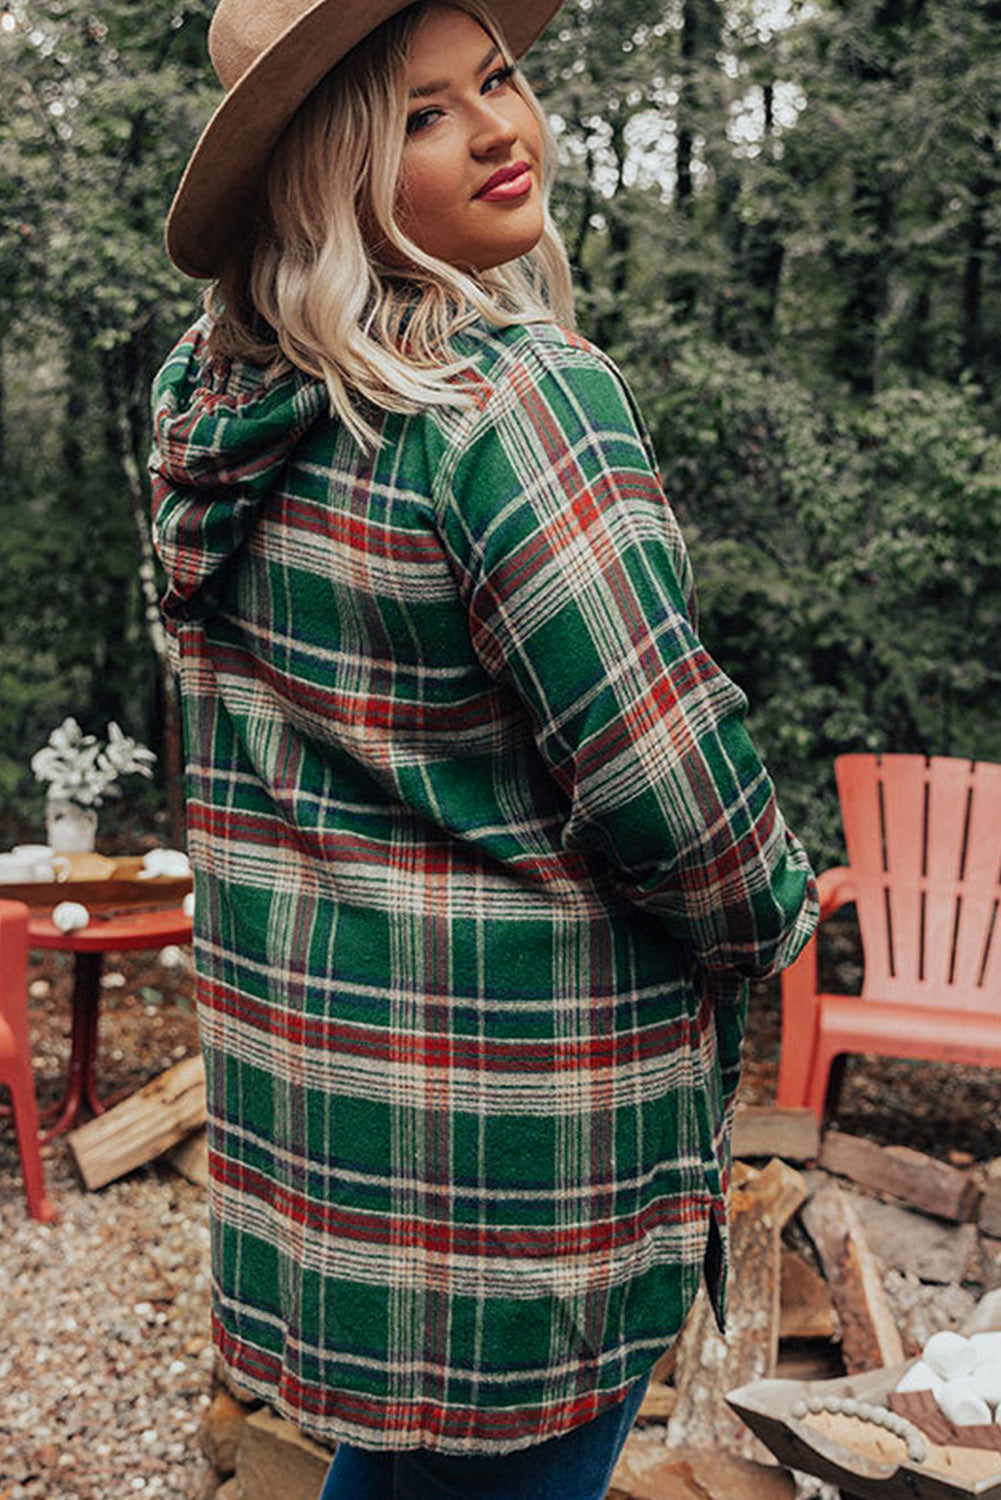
[470,101,518,155]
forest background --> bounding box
[1,0,999,866]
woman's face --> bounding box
[395,6,545,272]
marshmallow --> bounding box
[964,1290,1001,1335]
[937,1379,991,1427]
[923,1331,977,1380]
[895,1360,944,1398]
[52,901,89,933]
[972,1332,1001,1365]
[182,891,195,919]
[969,1364,1001,1409]
[140,848,191,879]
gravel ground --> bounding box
[4,904,1001,1500]
[1,944,215,1500]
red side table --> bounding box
[27,908,194,1142]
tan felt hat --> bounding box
[166,0,565,279]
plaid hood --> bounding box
[149,314,327,620]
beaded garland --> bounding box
[791,1395,928,1465]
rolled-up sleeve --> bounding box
[434,336,818,978]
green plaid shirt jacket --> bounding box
[150,313,818,1455]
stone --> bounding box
[215,1482,239,1500]
[967,1233,1001,1292]
[882,1270,977,1357]
[199,1389,252,1476]
[978,1182,1001,1239]
[964,1288,1001,1334]
[849,1194,978,1284]
[236,1408,333,1500]
[609,1435,796,1500]
[194,1472,219,1500]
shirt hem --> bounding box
[212,1333,673,1457]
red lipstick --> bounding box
[475,161,533,202]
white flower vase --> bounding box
[46,797,98,854]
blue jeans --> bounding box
[318,1371,651,1500]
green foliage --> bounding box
[0,0,215,814]
[607,320,1001,862]
[1,0,1000,879]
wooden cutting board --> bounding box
[727,1368,1001,1499]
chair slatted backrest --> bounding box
[836,754,1001,1013]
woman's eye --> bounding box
[483,65,515,95]
[406,106,443,135]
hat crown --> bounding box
[210,0,318,91]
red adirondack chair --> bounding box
[777,754,1001,1124]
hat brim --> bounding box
[166,0,564,279]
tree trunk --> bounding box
[594,114,632,348]
[671,0,707,321]
[960,114,998,376]
[568,99,597,297]
[738,79,785,339]
[832,170,895,397]
[105,346,186,850]
[63,322,90,480]
[675,0,698,221]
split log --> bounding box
[68,1054,207,1190]
[732,1106,820,1164]
[820,1130,980,1222]
[166,1125,210,1188]
[775,1339,845,1383]
[636,1379,678,1424]
[668,1158,807,1461]
[779,1248,839,1341]
[800,1182,905,1374]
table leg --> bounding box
[78,952,106,1119]
[41,951,104,1142]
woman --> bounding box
[151,2,818,1496]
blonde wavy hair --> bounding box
[206,0,575,447]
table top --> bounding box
[0,855,192,912]
[27,906,194,952]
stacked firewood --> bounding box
[607,1105,1000,1500]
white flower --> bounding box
[32,717,158,808]
[103,723,156,778]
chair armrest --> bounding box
[818,867,856,923]
[776,871,852,1108]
